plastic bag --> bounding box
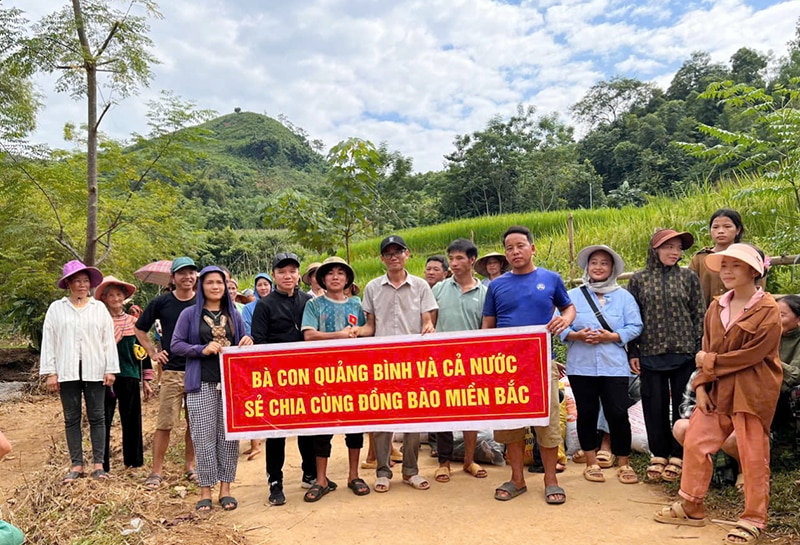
[452,430,506,466]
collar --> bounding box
[718,287,765,310]
[379,271,410,286]
[445,276,480,292]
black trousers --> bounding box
[568,375,631,457]
[266,436,316,485]
[312,434,364,458]
[640,360,695,459]
[103,377,144,471]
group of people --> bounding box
[35,208,800,544]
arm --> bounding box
[688,271,705,354]
[612,291,643,345]
[359,312,376,338]
[303,328,353,341]
[250,300,269,345]
[170,311,207,359]
[39,306,57,376]
[546,303,575,336]
[100,309,120,384]
[481,315,497,329]
[421,311,435,335]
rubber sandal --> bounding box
[144,473,163,490]
[723,521,761,544]
[572,449,587,464]
[360,460,377,470]
[653,502,705,527]
[303,483,335,503]
[646,457,668,482]
[403,474,430,490]
[195,498,212,512]
[62,470,84,484]
[662,457,682,482]
[91,469,109,480]
[494,481,527,501]
[544,485,566,504]
[463,462,487,478]
[185,470,199,484]
[617,465,639,484]
[583,464,605,482]
[596,450,616,469]
[269,482,286,506]
[434,466,451,483]
[374,476,391,493]
[218,496,238,511]
[347,478,370,496]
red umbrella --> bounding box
[134,260,173,287]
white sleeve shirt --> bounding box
[40,297,120,382]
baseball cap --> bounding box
[171,256,197,274]
[272,252,300,270]
[380,235,408,254]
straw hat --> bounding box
[94,275,137,300]
[475,252,509,278]
[302,262,323,285]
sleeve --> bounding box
[482,284,497,318]
[420,282,438,313]
[616,291,644,345]
[242,303,254,336]
[170,310,206,358]
[552,275,572,310]
[301,300,319,331]
[559,288,580,342]
[101,309,120,375]
[39,304,57,376]
[135,297,158,332]
[361,282,375,315]
[625,275,641,359]
[687,270,705,354]
[232,309,248,343]
[251,299,269,344]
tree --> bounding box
[730,47,768,87]
[17,0,162,265]
[571,76,659,128]
[0,7,40,141]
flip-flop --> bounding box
[434,466,451,483]
[218,496,238,511]
[185,470,199,484]
[347,478,370,496]
[463,462,488,478]
[544,485,566,504]
[403,474,430,490]
[195,498,213,512]
[374,476,391,493]
[653,502,705,527]
[62,470,84,484]
[494,481,527,501]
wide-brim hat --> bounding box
[302,262,323,285]
[650,229,694,250]
[475,252,509,278]
[94,275,137,300]
[576,245,625,275]
[58,260,103,289]
[316,256,354,290]
[705,243,764,276]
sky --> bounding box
[10,0,800,172]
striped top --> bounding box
[40,297,120,382]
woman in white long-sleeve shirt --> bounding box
[40,260,119,483]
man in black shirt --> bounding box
[135,257,198,489]
[251,252,317,505]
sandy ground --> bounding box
[0,394,736,545]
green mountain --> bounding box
[180,111,328,229]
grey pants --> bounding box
[374,432,420,479]
[187,382,239,487]
[60,380,106,466]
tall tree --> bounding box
[18,0,161,265]
[571,76,659,128]
[0,7,40,141]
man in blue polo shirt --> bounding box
[482,225,575,504]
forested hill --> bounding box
[178,111,327,229]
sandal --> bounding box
[218,496,238,511]
[583,464,605,483]
[596,450,616,469]
[91,469,109,480]
[303,483,335,503]
[617,465,639,484]
[463,462,487,478]
[494,481,527,501]
[360,460,377,470]
[653,502,705,527]
[403,474,430,490]
[185,470,199,484]
[144,473,163,490]
[195,498,213,512]
[374,476,391,493]
[662,457,682,482]
[544,485,566,504]
[572,450,587,464]
[646,456,668,482]
[434,466,451,483]
[62,470,85,484]
[347,478,370,496]
[390,447,403,463]
[723,520,761,544]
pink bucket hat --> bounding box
[704,243,765,276]
[94,275,137,300]
[57,260,103,290]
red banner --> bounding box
[220,326,551,439]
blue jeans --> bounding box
[60,380,106,466]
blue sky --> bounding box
[11,0,800,172]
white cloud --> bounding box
[9,0,800,172]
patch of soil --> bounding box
[0,348,38,382]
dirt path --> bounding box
[0,396,733,544]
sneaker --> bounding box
[301,474,317,489]
[269,482,286,506]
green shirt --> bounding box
[431,277,487,333]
